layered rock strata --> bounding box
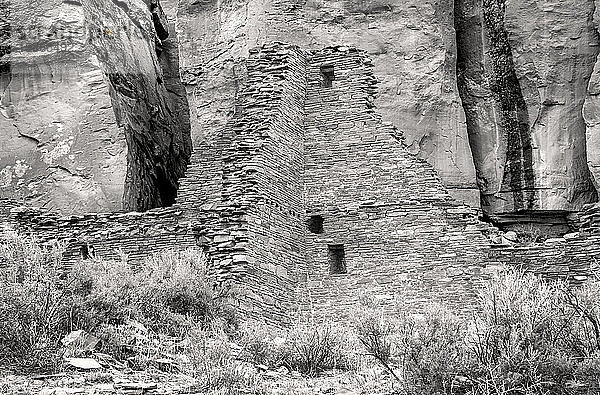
[0,0,125,213]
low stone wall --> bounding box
[3,202,196,267]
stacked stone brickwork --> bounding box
[242,45,307,322]
[300,47,499,318]
[5,42,600,325]
[2,201,196,266]
[0,44,310,325]
[180,44,309,323]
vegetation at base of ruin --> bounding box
[239,321,358,377]
[354,271,600,394]
[5,231,600,394]
[0,232,238,378]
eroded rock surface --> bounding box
[81,0,192,211]
[0,0,191,213]
[584,1,600,193]
[456,0,599,218]
[3,0,600,218]
[0,0,126,214]
[172,0,479,205]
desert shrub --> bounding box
[563,279,600,357]
[68,258,137,330]
[0,232,235,371]
[355,299,467,394]
[399,307,466,393]
[92,322,152,363]
[183,326,267,395]
[468,270,573,393]
[238,322,287,368]
[280,320,357,376]
[69,250,235,338]
[354,299,395,368]
[133,250,237,336]
[352,271,600,394]
[238,320,357,376]
[0,231,68,371]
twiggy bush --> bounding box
[0,231,68,371]
[563,279,600,357]
[0,232,70,370]
[184,325,267,395]
[133,250,237,337]
[401,306,466,393]
[469,270,573,393]
[69,258,137,330]
[0,231,234,371]
[238,322,286,368]
[283,321,356,376]
[353,271,600,394]
[354,300,395,371]
[355,299,466,394]
[238,320,357,376]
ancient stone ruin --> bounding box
[3,0,600,325]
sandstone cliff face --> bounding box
[0,0,126,214]
[2,0,600,221]
[456,0,599,220]
[171,0,479,205]
[173,0,600,218]
[584,1,600,195]
[0,0,191,213]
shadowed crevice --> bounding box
[82,0,192,212]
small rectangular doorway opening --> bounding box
[80,244,90,260]
[328,244,346,274]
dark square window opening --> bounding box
[320,65,335,88]
[307,215,324,234]
[328,244,346,274]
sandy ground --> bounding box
[0,366,399,395]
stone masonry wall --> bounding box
[243,45,307,323]
[2,202,196,267]
[301,47,500,318]
[188,44,308,324]
[5,42,600,325]
[0,43,309,325]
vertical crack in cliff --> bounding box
[82,0,192,212]
[455,0,535,212]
